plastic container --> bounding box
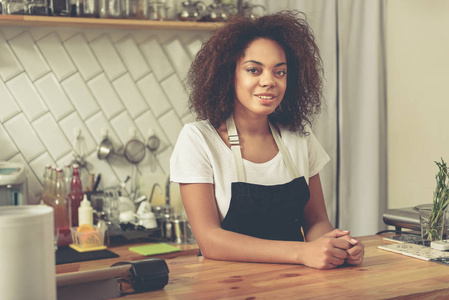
[70,226,106,252]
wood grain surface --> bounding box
[56,235,449,299]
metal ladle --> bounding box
[97,129,114,160]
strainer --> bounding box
[124,138,146,164]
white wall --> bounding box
[0,24,211,209]
[387,0,449,208]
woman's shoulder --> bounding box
[278,124,312,139]
[277,124,320,151]
[182,120,216,136]
[178,120,223,147]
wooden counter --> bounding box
[56,235,449,299]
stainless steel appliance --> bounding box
[0,162,28,206]
[383,204,433,231]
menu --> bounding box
[379,236,449,265]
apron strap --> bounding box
[226,114,246,182]
[268,122,299,179]
[226,114,299,182]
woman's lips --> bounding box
[254,93,277,104]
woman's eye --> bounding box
[247,68,259,74]
[276,70,286,77]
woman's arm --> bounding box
[180,181,353,269]
[303,174,335,241]
[303,174,364,265]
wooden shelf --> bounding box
[0,15,224,31]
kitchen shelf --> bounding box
[0,15,224,31]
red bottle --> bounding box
[51,168,72,247]
[68,164,84,227]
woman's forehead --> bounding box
[240,38,286,64]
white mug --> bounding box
[138,212,157,229]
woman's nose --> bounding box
[259,72,275,88]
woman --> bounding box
[170,11,364,269]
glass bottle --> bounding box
[50,168,72,247]
[50,166,57,194]
[64,164,72,195]
[68,164,84,227]
[96,211,109,246]
[39,165,53,205]
[43,164,50,180]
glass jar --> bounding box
[148,1,166,20]
[27,0,48,15]
[71,0,98,17]
[3,0,27,15]
[122,0,148,19]
[82,0,99,17]
[99,0,121,18]
[419,207,443,242]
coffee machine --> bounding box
[0,162,28,206]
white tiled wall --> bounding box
[0,25,212,202]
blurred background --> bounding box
[0,0,448,236]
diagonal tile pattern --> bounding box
[0,25,210,200]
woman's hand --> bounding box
[337,234,365,266]
[301,229,353,270]
[345,238,365,265]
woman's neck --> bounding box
[232,109,270,136]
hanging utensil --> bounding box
[147,129,160,172]
[124,136,146,165]
[124,129,146,201]
[97,128,114,160]
[72,128,90,186]
[93,173,102,191]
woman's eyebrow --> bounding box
[243,60,287,67]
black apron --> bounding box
[221,114,310,242]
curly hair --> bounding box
[187,10,323,134]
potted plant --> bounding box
[421,159,449,241]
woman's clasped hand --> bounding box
[301,229,364,270]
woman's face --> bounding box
[234,38,287,117]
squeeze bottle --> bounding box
[78,195,93,226]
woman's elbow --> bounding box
[194,230,224,259]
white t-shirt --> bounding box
[170,120,330,220]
